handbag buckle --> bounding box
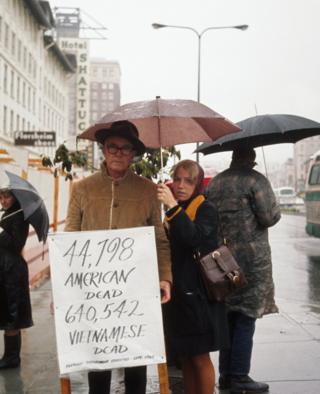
[232,273,240,284]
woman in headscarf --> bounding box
[0,189,32,369]
[157,160,229,394]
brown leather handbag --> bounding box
[197,244,247,302]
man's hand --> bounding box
[160,280,171,304]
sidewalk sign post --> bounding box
[158,363,170,394]
[60,377,71,394]
[58,363,170,394]
[53,175,59,231]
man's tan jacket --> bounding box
[65,163,172,283]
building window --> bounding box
[11,32,16,56]
[22,118,25,131]
[91,112,98,121]
[27,86,31,111]
[17,39,21,63]
[108,92,114,100]
[16,76,20,102]
[3,106,7,135]
[43,105,46,126]
[92,67,98,77]
[23,47,27,69]
[10,70,14,98]
[16,114,20,131]
[39,67,42,89]
[38,98,42,122]
[32,90,36,113]
[0,16,2,43]
[28,53,32,74]
[4,23,9,49]
[10,110,14,135]
[22,81,26,107]
[3,64,8,93]
[108,83,114,90]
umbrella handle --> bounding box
[0,208,23,223]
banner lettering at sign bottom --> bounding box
[48,226,166,374]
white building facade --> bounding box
[0,0,74,156]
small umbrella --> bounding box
[196,114,320,155]
[0,171,49,242]
[79,97,240,148]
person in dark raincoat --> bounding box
[0,189,33,369]
[157,159,229,394]
[206,147,281,394]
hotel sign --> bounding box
[59,38,90,137]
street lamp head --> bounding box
[152,23,167,29]
[234,24,249,31]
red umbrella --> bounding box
[79,97,240,148]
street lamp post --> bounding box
[152,23,248,162]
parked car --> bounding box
[274,187,304,209]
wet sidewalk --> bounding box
[1,214,320,393]
[0,279,320,393]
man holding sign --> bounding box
[64,120,172,394]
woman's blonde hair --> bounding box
[172,159,200,184]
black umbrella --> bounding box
[196,114,320,155]
[1,171,49,242]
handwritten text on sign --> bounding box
[48,227,166,374]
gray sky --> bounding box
[52,0,320,172]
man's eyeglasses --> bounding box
[105,143,134,156]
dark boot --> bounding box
[230,375,269,394]
[88,370,111,394]
[0,332,21,369]
[218,374,231,389]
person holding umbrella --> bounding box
[64,120,172,394]
[0,189,33,369]
[157,159,229,394]
[206,146,281,394]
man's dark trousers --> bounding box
[219,310,256,376]
[88,365,147,394]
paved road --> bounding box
[0,213,319,393]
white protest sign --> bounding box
[48,227,166,374]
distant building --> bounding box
[90,58,121,168]
[294,136,320,192]
[0,0,74,156]
[54,9,119,169]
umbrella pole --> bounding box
[160,145,164,182]
[160,146,165,220]
[261,147,269,178]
